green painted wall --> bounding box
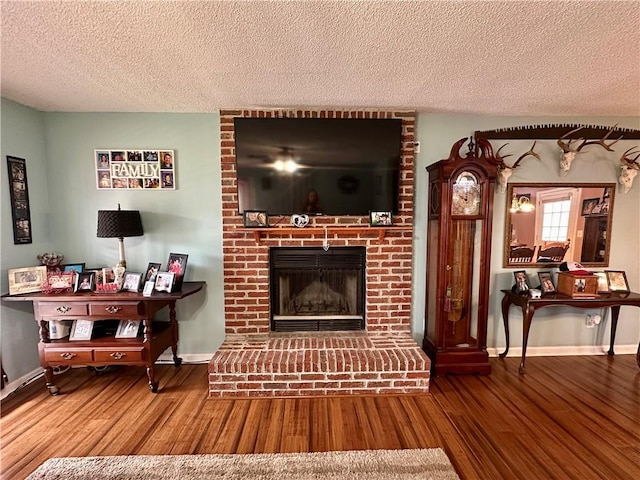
[1,100,638,393]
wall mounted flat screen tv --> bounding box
[234,117,402,216]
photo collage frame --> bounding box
[95,149,175,190]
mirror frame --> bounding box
[503,183,615,268]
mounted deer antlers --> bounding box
[495,141,540,192]
[557,126,621,176]
[619,146,640,193]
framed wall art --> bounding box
[7,266,47,295]
[95,149,175,190]
[6,156,33,244]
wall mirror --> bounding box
[504,183,615,268]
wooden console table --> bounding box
[2,281,205,394]
[500,289,640,374]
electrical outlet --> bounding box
[585,314,595,328]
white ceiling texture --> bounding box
[1,0,639,115]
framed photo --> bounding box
[243,210,268,228]
[85,268,104,285]
[95,149,175,190]
[7,266,47,295]
[537,271,556,293]
[122,272,142,292]
[69,319,94,341]
[581,198,599,216]
[144,262,161,282]
[369,211,392,226]
[605,270,630,293]
[513,270,530,293]
[142,280,155,296]
[154,272,175,293]
[62,263,85,274]
[102,267,116,285]
[6,156,32,244]
[44,271,75,293]
[167,253,188,291]
[594,272,609,293]
[74,272,95,292]
[115,319,141,338]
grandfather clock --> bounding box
[423,137,498,375]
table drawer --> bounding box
[94,347,145,363]
[38,302,88,317]
[88,302,142,318]
[44,347,93,364]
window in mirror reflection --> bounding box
[504,184,615,268]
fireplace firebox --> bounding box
[270,247,366,332]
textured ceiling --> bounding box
[1,0,639,115]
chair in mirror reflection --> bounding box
[536,241,570,263]
[509,246,537,264]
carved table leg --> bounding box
[499,295,511,358]
[169,301,182,367]
[607,306,621,356]
[146,365,158,393]
[43,367,59,395]
[519,305,536,374]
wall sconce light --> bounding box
[510,194,535,213]
[96,204,144,268]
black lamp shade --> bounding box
[97,209,143,238]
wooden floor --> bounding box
[1,355,638,479]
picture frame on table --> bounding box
[537,271,556,293]
[166,253,188,291]
[154,272,175,293]
[142,281,155,297]
[85,268,104,285]
[122,272,142,292]
[369,210,392,226]
[69,319,94,341]
[74,272,95,293]
[243,210,268,228]
[594,272,609,293]
[513,270,530,293]
[62,263,85,274]
[580,198,599,216]
[605,270,630,293]
[115,319,141,339]
[44,271,75,293]
[7,265,47,295]
[144,262,161,283]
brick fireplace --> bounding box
[208,109,430,397]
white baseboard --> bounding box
[488,344,638,357]
[1,368,42,401]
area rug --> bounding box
[27,448,460,479]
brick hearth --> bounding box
[209,108,430,397]
[208,333,429,397]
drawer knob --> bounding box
[60,352,76,360]
[56,306,72,313]
[105,306,122,314]
[110,352,126,360]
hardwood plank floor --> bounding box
[1,355,638,479]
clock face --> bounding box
[452,171,481,215]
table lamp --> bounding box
[96,204,144,269]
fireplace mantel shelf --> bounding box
[236,226,412,243]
